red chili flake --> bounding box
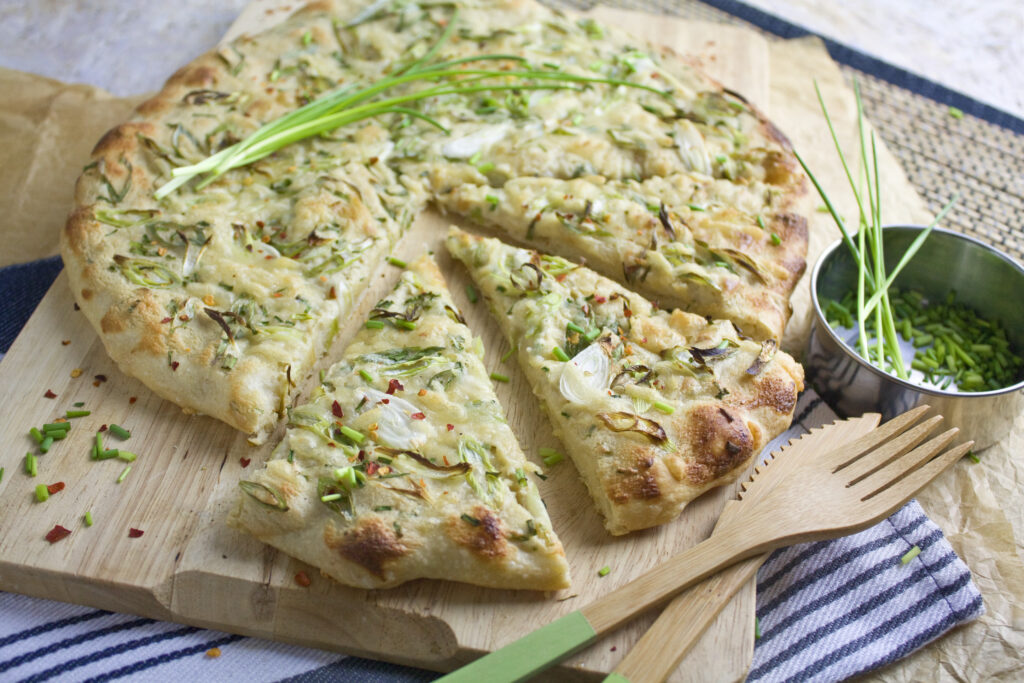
[99,424,108,432]
[128,528,144,538]
[239,458,251,468]
[555,273,568,282]
[327,286,337,300]
[381,398,389,404]
[94,374,108,383]
[610,646,617,652]
[357,450,366,461]
[594,296,607,304]
[418,389,427,396]
[46,482,65,495]
[170,361,180,371]
[365,461,380,476]
[61,340,71,346]
[447,424,454,431]
[44,390,57,399]
[410,412,426,420]
[331,400,344,418]
[327,442,336,448]
[386,379,404,395]
[45,525,71,543]
[206,647,222,658]
[129,396,137,404]
[294,570,311,587]
[160,317,173,324]
[256,220,265,228]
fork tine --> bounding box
[827,405,931,472]
[840,415,944,484]
[859,430,967,504]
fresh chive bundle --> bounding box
[798,80,957,380]
[824,288,1023,391]
[154,10,669,199]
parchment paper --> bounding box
[0,14,1020,680]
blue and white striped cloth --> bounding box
[0,258,983,682]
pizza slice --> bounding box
[434,172,806,342]
[229,255,570,590]
[446,227,804,535]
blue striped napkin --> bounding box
[0,258,983,682]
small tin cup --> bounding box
[806,226,1024,450]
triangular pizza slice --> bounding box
[446,227,804,534]
[230,254,569,589]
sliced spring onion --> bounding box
[25,453,37,477]
[540,448,564,467]
[465,284,479,304]
[490,372,509,383]
[365,320,385,329]
[598,566,610,577]
[39,437,53,454]
[116,466,131,484]
[552,346,570,362]
[84,510,94,527]
[66,410,91,418]
[340,426,365,444]
[35,484,49,502]
[900,545,921,564]
[652,400,675,415]
[108,424,131,440]
[29,427,44,444]
[500,345,517,363]
[387,256,408,268]
[116,451,138,463]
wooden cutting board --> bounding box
[0,5,782,679]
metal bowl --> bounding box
[806,225,1024,450]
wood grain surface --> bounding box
[0,4,855,681]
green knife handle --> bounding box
[438,610,598,683]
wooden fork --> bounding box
[438,406,972,683]
[606,413,883,683]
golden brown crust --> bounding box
[446,507,509,561]
[326,518,411,580]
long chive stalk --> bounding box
[801,79,957,381]
[155,11,668,199]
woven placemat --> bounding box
[544,0,1024,263]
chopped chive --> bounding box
[40,436,54,453]
[393,319,417,330]
[387,256,407,268]
[948,106,964,119]
[500,344,517,363]
[485,194,500,209]
[0,467,3,483]
[769,232,781,246]
[74,401,85,407]
[320,493,342,502]
[566,321,586,334]
[358,369,373,383]
[43,422,70,432]
[652,400,675,414]
[35,484,49,502]
[96,432,104,454]
[25,453,37,477]
[84,510,93,527]
[66,410,91,418]
[755,617,762,639]
[373,505,393,511]
[901,545,921,564]
[756,214,766,230]
[490,372,510,383]
[116,451,138,463]
[966,450,980,464]
[584,328,601,342]
[365,320,385,329]
[116,466,131,484]
[97,448,119,461]
[540,447,564,467]
[30,427,44,444]
[598,566,610,577]
[552,346,570,362]
[460,513,481,526]
[465,284,479,303]
[688,204,706,212]
[340,425,365,443]
[108,424,131,440]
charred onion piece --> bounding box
[689,342,736,365]
[379,447,472,474]
[745,339,778,375]
[720,248,768,284]
[239,481,289,510]
[509,262,543,291]
[610,364,653,390]
[597,412,667,443]
[657,202,677,241]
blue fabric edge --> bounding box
[695,0,1024,135]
